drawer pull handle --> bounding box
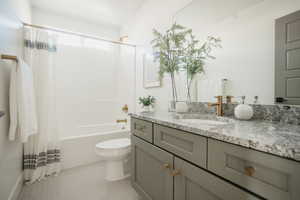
[162,163,171,169]
[244,166,255,176]
[171,169,181,177]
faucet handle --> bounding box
[226,96,234,103]
[214,96,223,103]
[122,104,129,113]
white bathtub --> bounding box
[61,123,130,170]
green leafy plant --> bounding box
[151,23,190,102]
[139,95,156,107]
[152,22,221,103]
[182,34,221,101]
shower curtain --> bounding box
[23,27,61,183]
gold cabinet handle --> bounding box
[162,163,171,169]
[244,166,255,176]
[171,169,181,177]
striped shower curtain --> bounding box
[23,27,61,183]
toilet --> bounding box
[95,138,131,181]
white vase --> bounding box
[142,106,151,113]
[175,102,189,113]
[234,104,253,120]
[169,101,176,112]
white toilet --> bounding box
[95,138,131,181]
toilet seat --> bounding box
[96,138,130,150]
[95,138,131,181]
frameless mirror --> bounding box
[172,0,300,105]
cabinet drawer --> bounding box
[154,124,207,168]
[174,157,261,200]
[131,118,153,143]
[208,139,300,200]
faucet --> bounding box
[208,96,223,116]
[116,119,127,123]
[116,119,128,129]
[208,96,233,116]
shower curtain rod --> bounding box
[23,22,136,47]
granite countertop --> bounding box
[130,112,300,162]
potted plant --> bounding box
[182,34,221,102]
[139,95,156,112]
[151,23,189,110]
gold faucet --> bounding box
[208,96,223,116]
[208,96,233,116]
[116,119,127,123]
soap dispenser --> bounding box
[234,96,253,120]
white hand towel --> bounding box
[9,59,38,143]
[8,64,18,140]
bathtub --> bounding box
[61,123,130,170]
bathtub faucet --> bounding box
[116,119,127,123]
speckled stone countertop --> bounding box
[130,112,300,162]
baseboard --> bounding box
[8,173,23,200]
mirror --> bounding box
[172,0,300,105]
[143,52,161,88]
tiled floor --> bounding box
[18,162,140,200]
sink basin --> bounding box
[178,119,228,126]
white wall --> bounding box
[122,0,300,111]
[0,1,31,199]
[32,8,120,40]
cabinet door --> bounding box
[131,135,173,200]
[174,157,261,200]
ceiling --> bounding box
[30,0,146,27]
[174,0,264,24]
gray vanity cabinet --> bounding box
[131,135,173,200]
[174,157,260,200]
[208,139,300,200]
[131,117,300,200]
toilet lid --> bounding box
[96,138,130,149]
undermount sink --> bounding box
[178,118,229,126]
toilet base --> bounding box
[105,160,129,181]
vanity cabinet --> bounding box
[131,134,261,200]
[208,139,300,200]
[174,157,260,200]
[130,117,300,200]
[131,135,173,200]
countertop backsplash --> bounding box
[187,102,300,125]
